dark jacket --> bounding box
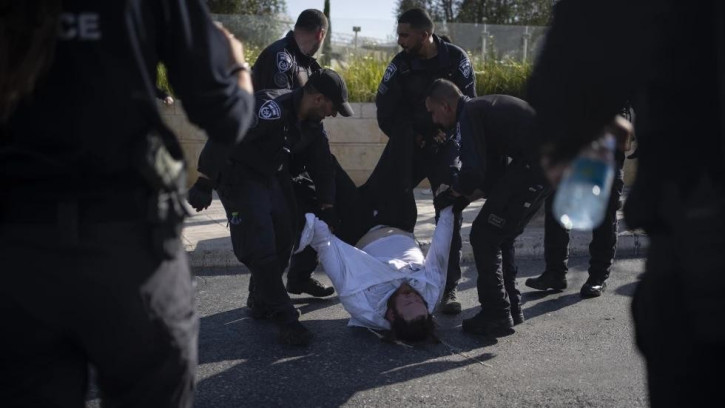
[441,95,538,195]
[252,31,322,91]
[198,88,336,203]
[2,0,254,192]
[376,34,476,142]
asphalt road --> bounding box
[86,255,648,408]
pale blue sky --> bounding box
[286,0,398,41]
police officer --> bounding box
[190,69,353,346]
[526,114,633,298]
[252,9,325,91]
[425,79,552,336]
[363,8,476,315]
[0,1,255,407]
[251,9,362,299]
[527,0,725,404]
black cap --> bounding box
[307,69,354,117]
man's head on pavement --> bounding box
[397,8,434,58]
[302,68,354,121]
[425,79,462,129]
[294,9,328,57]
[385,282,435,342]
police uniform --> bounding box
[528,0,725,404]
[441,95,551,325]
[197,88,336,322]
[252,31,322,91]
[252,30,363,292]
[0,1,255,407]
[363,34,476,296]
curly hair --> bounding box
[385,288,438,343]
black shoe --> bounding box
[439,289,462,315]
[246,297,273,320]
[580,277,607,298]
[525,272,567,291]
[277,320,313,346]
[462,311,515,337]
[510,306,525,325]
[287,278,335,297]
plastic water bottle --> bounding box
[552,133,616,230]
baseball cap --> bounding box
[307,69,354,117]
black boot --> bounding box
[580,275,608,298]
[525,271,567,291]
[462,311,515,336]
[276,319,313,346]
[439,288,462,315]
[510,303,525,325]
[286,277,335,297]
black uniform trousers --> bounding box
[287,157,368,285]
[362,130,464,293]
[0,196,197,408]
[543,151,626,280]
[217,165,299,323]
[625,181,725,407]
[470,160,552,318]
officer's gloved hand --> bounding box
[318,206,340,232]
[452,196,471,213]
[434,189,470,213]
[433,190,457,213]
[187,177,214,212]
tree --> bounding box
[320,0,332,66]
[206,0,289,48]
[396,1,552,25]
[206,0,286,15]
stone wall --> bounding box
[160,101,636,188]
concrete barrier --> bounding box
[160,100,637,188]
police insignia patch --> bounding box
[258,100,281,120]
[276,51,292,73]
[377,83,388,95]
[459,58,472,78]
[383,63,397,82]
[274,72,289,88]
[487,214,506,228]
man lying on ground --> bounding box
[296,205,457,342]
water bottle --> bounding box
[552,133,616,230]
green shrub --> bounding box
[335,54,389,103]
[474,58,532,100]
[157,49,532,103]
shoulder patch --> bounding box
[273,72,290,88]
[276,51,293,73]
[258,100,282,120]
[459,57,472,79]
[377,83,388,95]
[383,62,397,82]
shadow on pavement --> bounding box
[195,308,492,407]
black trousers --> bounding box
[287,157,368,285]
[630,179,725,407]
[361,131,464,293]
[544,152,626,280]
[470,160,552,318]
[218,167,298,323]
[0,212,197,407]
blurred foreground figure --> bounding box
[527,0,725,406]
[0,1,255,406]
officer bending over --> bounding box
[252,9,362,299]
[190,69,353,346]
[426,79,552,337]
[0,1,255,407]
[363,8,476,315]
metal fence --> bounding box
[211,14,547,64]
